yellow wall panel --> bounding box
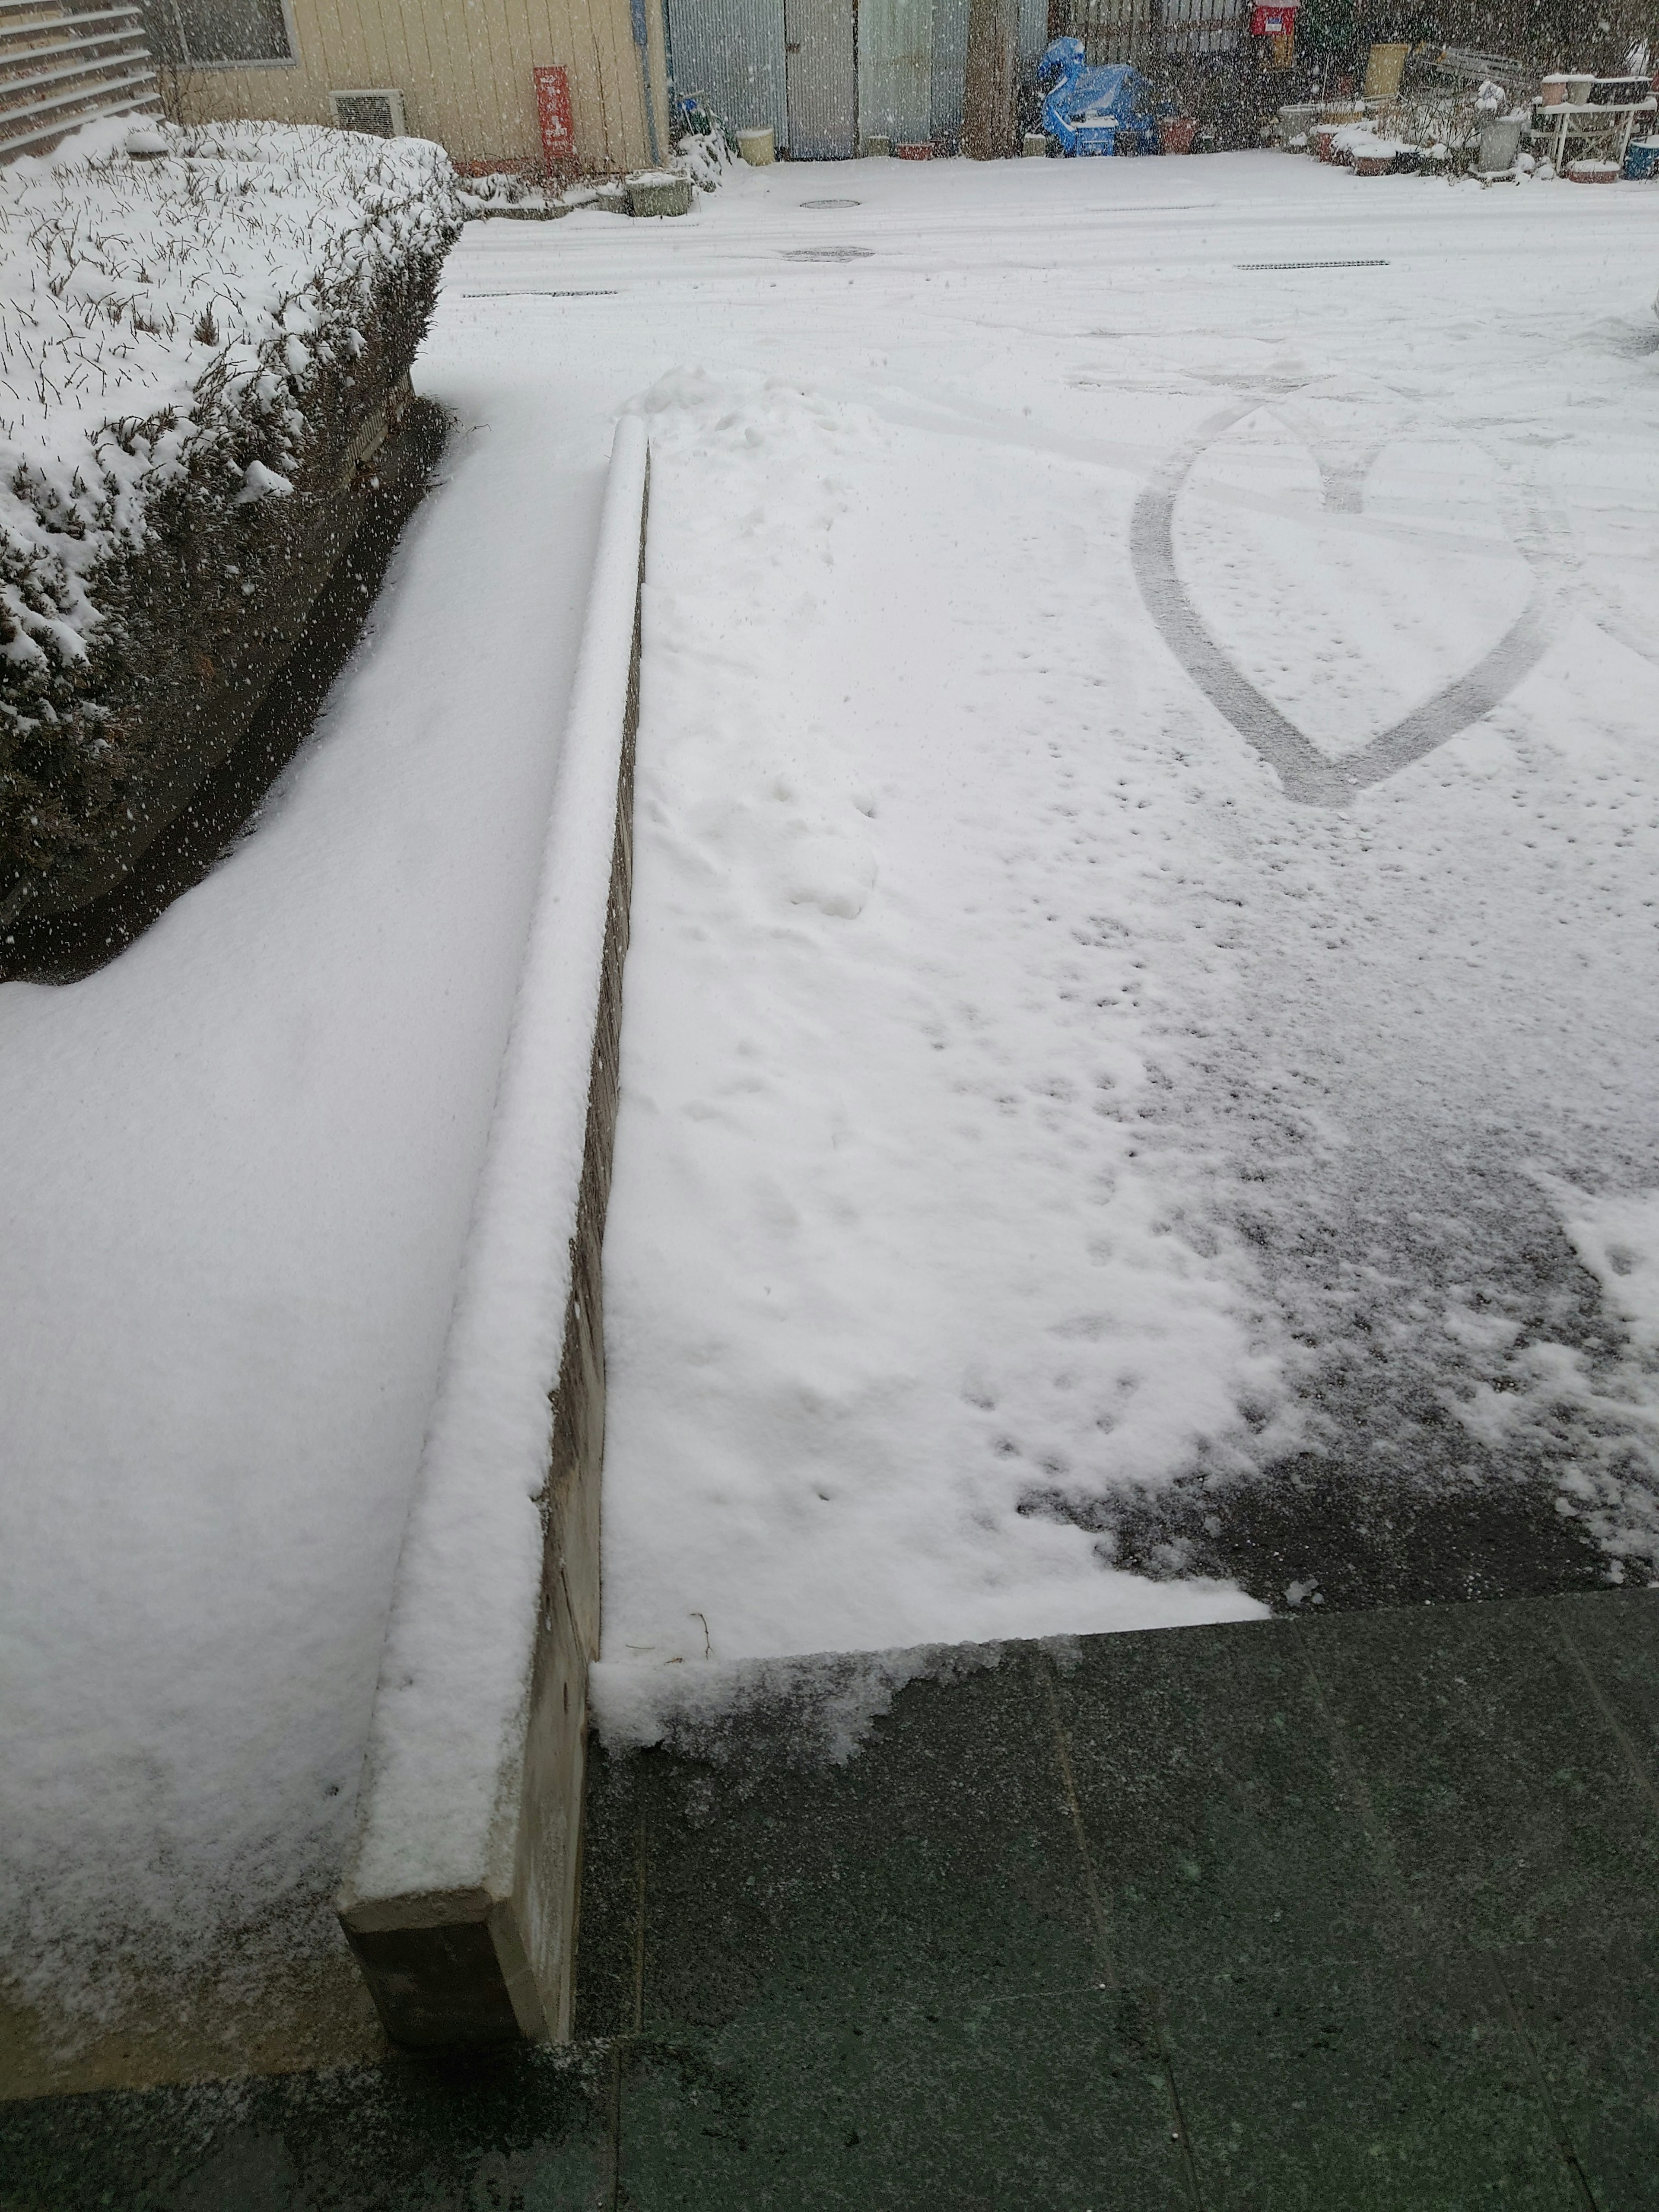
[179,0,662,168]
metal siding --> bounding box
[1015,0,1043,73]
[666,0,785,141]
[784,0,852,156]
[928,0,966,140]
[857,0,928,145]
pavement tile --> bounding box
[1046,1615,1392,1985]
[0,2047,612,2212]
[1163,1954,1580,2212]
[1301,1600,1659,1955]
[578,1646,1099,2039]
[1490,1932,1659,2212]
[617,1984,1189,2212]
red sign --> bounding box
[1249,1,1297,27]
[534,66,575,168]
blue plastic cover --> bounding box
[1037,38,1162,155]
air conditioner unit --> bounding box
[330,89,406,136]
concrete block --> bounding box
[628,176,693,217]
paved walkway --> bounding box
[7,1588,1659,2206]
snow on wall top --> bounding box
[342,417,649,1913]
[0,114,458,671]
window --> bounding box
[145,0,295,67]
[329,88,406,135]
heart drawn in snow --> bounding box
[1131,399,1551,804]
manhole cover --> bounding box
[784,245,874,261]
[801,196,861,207]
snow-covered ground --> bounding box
[0,295,611,2048]
[5,149,1659,2050]
[578,152,1659,1666]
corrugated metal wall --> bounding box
[928,0,967,138]
[668,0,785,142]
[858,0,929,145]
[784,0,853,153]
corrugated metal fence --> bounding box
[0,0,158,159]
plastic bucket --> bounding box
[737,126,775,165]
[1160,116,1198,153]
[1477,116,1523,171]
[1624,137,1659,178]
[1563,74,1594,103]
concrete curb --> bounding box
[336,418,648,2047]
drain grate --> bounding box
[801,197,862,207]
[784,245,874,261]
[1237,258,1390,270]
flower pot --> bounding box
[1625,136,1659,178]
[1160,116,1198,154]
[1563,74,1595,103]
[1567,157,1621,180]
[1352,150,1393,175]
[737,126,775,165]
[1541,75,1568,104]
[895,141,934,158]
[1313,123,1343,160]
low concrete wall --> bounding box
[337,417,647,2046]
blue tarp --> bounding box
[1037,39,1161,155]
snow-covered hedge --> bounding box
[0,118,461,924]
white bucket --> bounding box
[738,126,775,165]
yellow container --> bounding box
[737,127,775,165]
[1363,42,1410,98]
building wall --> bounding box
[177,0,670,174]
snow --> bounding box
[7,148,1659,2026]
[0,116,457,664]
[343,419,646,1908]
[547,153,1659,1679]
[0,300,609,2025]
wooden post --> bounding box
[963,0,1019,156]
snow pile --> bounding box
[458,171,560,218]
[0,115,460,920]
[672,131,736,193]
[591,1638,1009,1765]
